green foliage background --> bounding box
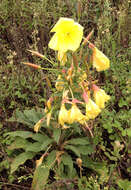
[0,0,130,189]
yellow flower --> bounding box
[55,75,64,91]
[58,104,70,126]
[86,99,101,120]
[49,17,83,53]
[69,104,86,124]
[93,87,110,109]
[92,47,110,71]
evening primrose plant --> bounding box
[6,17,111,189]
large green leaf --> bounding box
[25,142,42,152]
[40,138,53,150]
[61,153,73,173]
[46,150,57,168]
[4,131,50,144]
[8,137,31,150]
[4,131,34,139]
[11,152,35,173]
[53,128,61,144]
[67,137,90,145]
[65,145,80,157]
[77,145,94,155]
[31,165,49,190]
[8,109,44,128]
[31,151,57,190]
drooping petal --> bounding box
[69,104,86,124]
[92,47,110,71]
[86,99,101,120]
[58,104,70,126]
[94,88,110,109]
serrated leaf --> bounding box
[61,153,73,173]
[65,145,80,157]
[31,165,49,190]
[67,137,89,145]
[11,152,35,173]
[53,128,61,144]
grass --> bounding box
[0,0,130,189]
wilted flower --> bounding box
[93,84,110,109]
[91,47,110,71]
[49,18,83,53]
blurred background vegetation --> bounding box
[0,0,130,189]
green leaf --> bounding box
[11,152,35,173]
[65,145,80,157]
[8,109,44,128]
[40,138,53,150]
[31,165,49,190]
[67,137,89,145]
[8,137,31,150]
[25,142,42,152]
[31,133,49,143]
[117,179,131,190]
[61,153,73,173]
[53,128,61,144]
[4,131,34,139]
[46,150,57,168]
[77,145,94,155]
[126,128,131,137]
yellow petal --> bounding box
[92,47,110,71]
[58,104,70,126]
[69,104,86,124]
[48,33,59,50]
[86,99,101,120]
[48,17,83,53]
[94,89,110,109]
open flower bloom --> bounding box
[58,103,70,126]
[49,18,83,53]
[93,85,110,109]
[86,99,101,120]
[69,104,86,124]
[92,47,110,71]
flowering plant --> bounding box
[6,17,111,189]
